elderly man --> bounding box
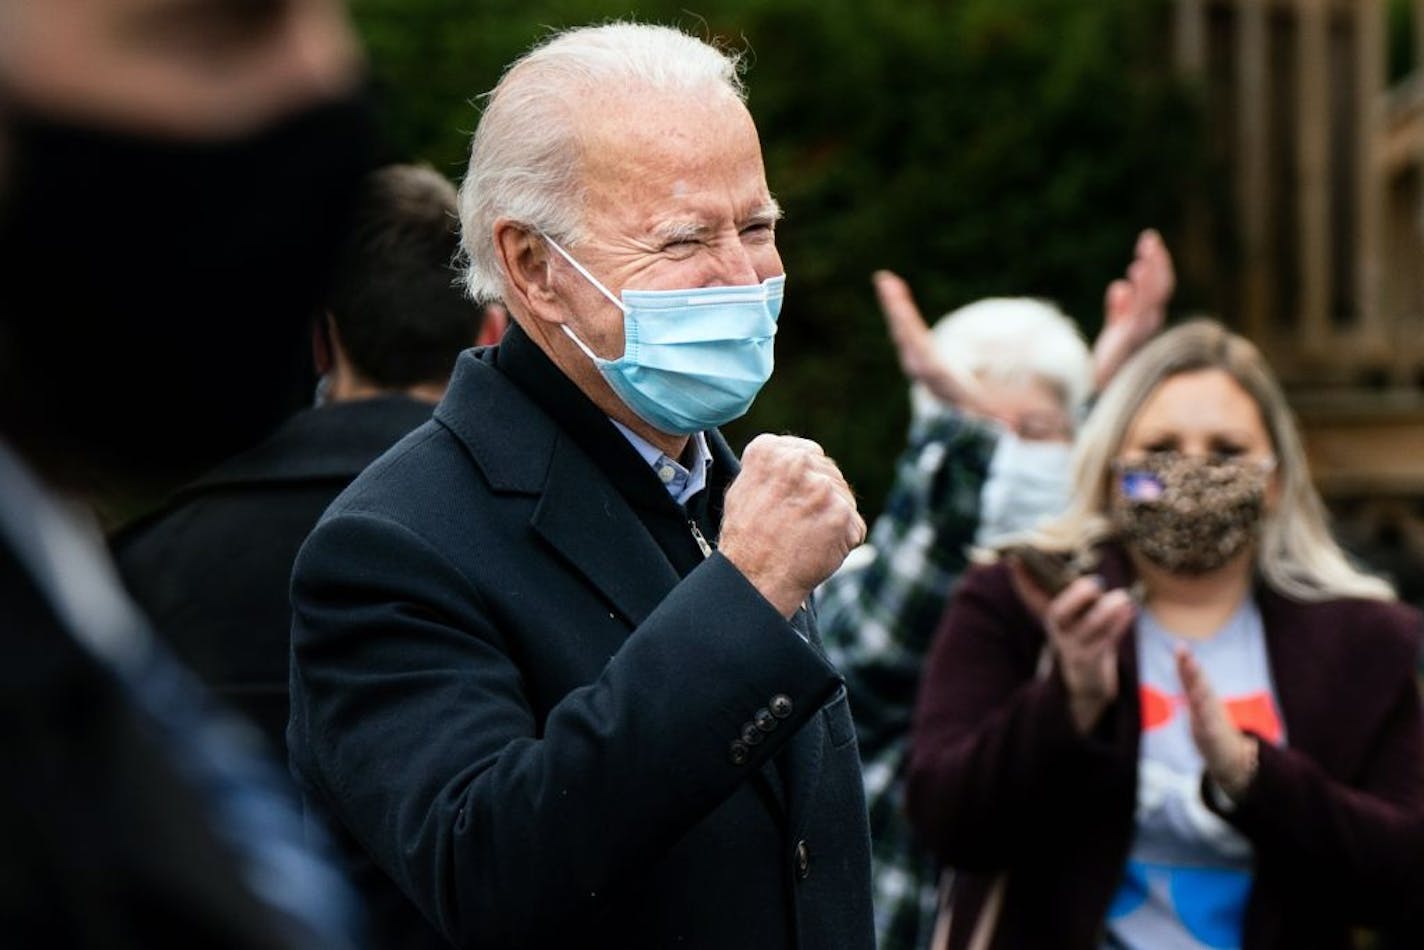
[288,22,875,950]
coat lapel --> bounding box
[530,432,681,629]
[1255,589,1322,756]
[437,350,682,628]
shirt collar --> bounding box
[608,421,711,506]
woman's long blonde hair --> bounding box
[1029,319,1394,602]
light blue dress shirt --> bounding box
[609,420,711,506]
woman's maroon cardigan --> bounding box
[906,545,1424,949]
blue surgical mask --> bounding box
[545,235,784,435]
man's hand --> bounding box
[1091,228,1175,392]
[1010,563,1135,734]
[719,435,867,619]
[872,270,991,415]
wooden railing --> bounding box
[1174,0,1424,596]
[1173,0,1419,385]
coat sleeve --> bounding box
[288,509,844,947]
[905,563,1136,871]
[1205,605,1424,925]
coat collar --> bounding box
[111,396,435,547]
[432,341,559,495]
[189,396,433,489]
[434,324,742,628]
[436,323,736,502]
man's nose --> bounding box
[706,234,766,287]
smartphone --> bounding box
[1002,544,1085,597]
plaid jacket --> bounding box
[819,411,998,950]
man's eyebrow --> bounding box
[745,200,784,225]
[649,219,713,244]
[647,201,783,244]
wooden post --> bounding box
[1237,0,1272,345]
[1298,0,1331,352]
[1357,0,1386,353]
[1174,0,1207,77]
[1416,0,1424,76]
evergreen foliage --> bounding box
[353,0,1204,518]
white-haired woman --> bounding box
[906,320,1424,949]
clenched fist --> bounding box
[719,434,866,618]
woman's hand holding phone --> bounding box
[1007,552,1135,735]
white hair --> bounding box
[909,297,1094,422]
[457,22,746,304]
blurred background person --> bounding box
[113,162,506,750]
[0,0,374,945]
[907,320,1424,949]
[820,229,1174,950]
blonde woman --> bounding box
[907,320,1424,949]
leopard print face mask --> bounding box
[1109,451,1273,575]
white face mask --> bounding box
[974,430,1075,546]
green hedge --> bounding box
[353,0,1204,519]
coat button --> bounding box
[740,723,763,746]
[754,708,776,732]
[770,694,793,719]
[794,839,810,880]
[729,740,749,766]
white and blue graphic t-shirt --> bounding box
[1104,599,1284,950]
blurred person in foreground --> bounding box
[286,21,875,950]
[907,320,1424,949]
[819,230,1174,950]
[0,0,374,945]
[113,163,506,750]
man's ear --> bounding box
[494,220,562,323]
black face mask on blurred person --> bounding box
[0,90,376,494]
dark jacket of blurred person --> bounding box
[113,164,504,750]
[0,0,373,945]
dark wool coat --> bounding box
[115,395,434,750]
[288,326,875,949]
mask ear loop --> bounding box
[558,318,602,364]
[541,232,627,363]
[541,232,626,311]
